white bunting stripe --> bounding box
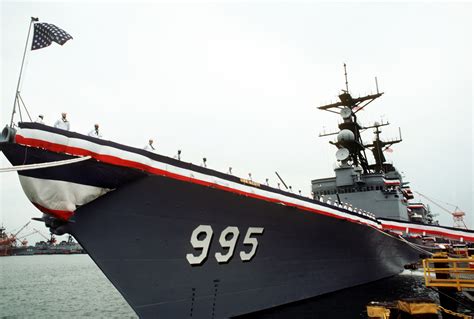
[13,126,474,242]
[15,127,381,228]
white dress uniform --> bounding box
[144,144,155,151]
[54,118,70,131]
[88,129,102,138]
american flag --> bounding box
[31,23,73,50]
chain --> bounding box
[438,305,473,319]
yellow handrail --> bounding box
[423,256,474,291]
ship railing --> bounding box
[319,197,376,220]
[422,254,474,291]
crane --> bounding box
[415,191,467,229]
[33,228,56,245]
[14,229,40,247]
[12,221,31,237]
[5,221,32,245]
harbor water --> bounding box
[0,255,447,318]
[0,255,136,318]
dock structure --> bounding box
[423,253,474,292]
[368,251,474,319]
[367,299,472,319]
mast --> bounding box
[343,63,349,93]
[363,122,402,172]
[9,17,38,127]
[318,64,384,173]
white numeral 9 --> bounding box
[186,225,213,265]
[215,226,240,263]
[240,227,264,261]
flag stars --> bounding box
[31,23,72,51]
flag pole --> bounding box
[9,17,38,127]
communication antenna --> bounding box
[375,77,379,94]
[343,63,349,93]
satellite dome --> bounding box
[340,107,352,119]
[337,129,355,144]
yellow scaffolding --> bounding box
[422,254,474,291]
[367,301,472,319]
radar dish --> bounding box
[337,129,355,144]
[340,107,352,119]
[336,148,350,161]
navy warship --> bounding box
[1,65,473,317]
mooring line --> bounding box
[0,156,91,173]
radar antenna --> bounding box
[317,64,384,173]
[363,122,402,173]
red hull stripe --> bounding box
[381,223,474,242]
[15,134,474,242]
[15,135,368,225]
[32,202,74,221]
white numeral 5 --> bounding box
[240,227,264,261]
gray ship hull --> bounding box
[6,123,468,318]
[67,174,420,318]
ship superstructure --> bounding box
[0,226,11,256]
[311,65,433,224]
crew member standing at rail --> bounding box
[54,112,70,131]
[144,139,155,151]
[88,124,102,138]
[35,114,44,124]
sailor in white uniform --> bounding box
[144,139,155,151]
[54,112,70,131]
[35,114,44,124]
[88,124,102,138]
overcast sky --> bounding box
[1,1,472,244]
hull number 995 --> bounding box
[186,225,264,265]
